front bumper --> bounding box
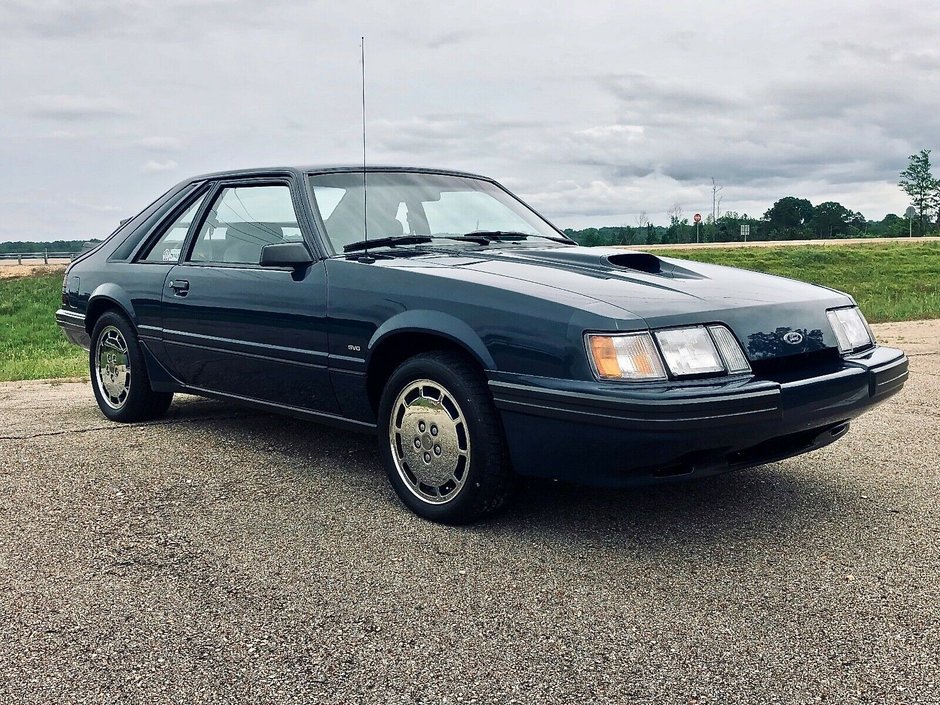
[489,345,908,486]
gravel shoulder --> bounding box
[0,263,67,279]
[0,323,937,704]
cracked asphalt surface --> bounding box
[1,322,938,704]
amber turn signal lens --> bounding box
[586,333,668,381]
[589,335,621,378]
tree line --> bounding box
[565,149,938,246]
[0,240,96,254]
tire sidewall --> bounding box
[378,354,501,523]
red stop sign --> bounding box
[693,213,702,223]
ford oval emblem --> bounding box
[783,331,804,345]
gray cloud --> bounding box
[141,159,179,174]
[136,136,182,152]
[0,0,937,239]
[414,30,478,50]
[599,73,744,115]
[0,1,134,39]
[22,94,134,121]
[0,0,301,40]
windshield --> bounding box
[307,171,565,253]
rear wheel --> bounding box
[378,351,513,523]
[90,311,173,422]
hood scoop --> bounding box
[606,252,662,274]
[605,251,706,280]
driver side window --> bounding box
[189,185,299,265]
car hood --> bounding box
[448,245,853,361]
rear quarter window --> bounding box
[109,183,202,261]
[138,193,208,263]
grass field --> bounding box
[662,241,940,323]
[0,270,86,382]
[0,241,937,382]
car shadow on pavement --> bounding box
[489,468,852,550]
[164,397,859,553]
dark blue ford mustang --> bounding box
[56,166,909,522]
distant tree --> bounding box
[580,227,600,246]
[848,210,867,234]
[667,203,683,224]
[898,149,939,235]
[711,177,723,222]
[873,213,908,237]
[764,196,813,238]
[811,201,854,238]
[664,203,686,244]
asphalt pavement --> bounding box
[0,323,937,704]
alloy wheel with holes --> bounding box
[378,350,514,523]
[95,325,131,409]
[89,310,174,422]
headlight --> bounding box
[587,325,751,381]
[655,327,725,375]
[827,306,874,353]
[586,333,667,381]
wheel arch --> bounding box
[365,311,495,413]
[84,284,137,333]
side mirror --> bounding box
[259,242,314,269]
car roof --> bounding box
[187,164,492,182]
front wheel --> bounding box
[378,351,514,524]
[90,311,173,422]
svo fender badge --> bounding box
[347,344,362,352]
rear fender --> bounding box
[85,283,137,330]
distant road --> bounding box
[0,257,71,266]
[633,236,940,250]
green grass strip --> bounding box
[660,242,940,323]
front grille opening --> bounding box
[645,421,851,481]
[727,421,848,467]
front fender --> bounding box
[368,310,497,370]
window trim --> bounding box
[180,177,315,269]
[133,185,214,265]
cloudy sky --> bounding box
[1,0,938,241]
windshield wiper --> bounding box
[343,234,494,253]
[342,230,573,254]
[343,235,432,253]
[458,230,572,244]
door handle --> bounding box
[169,279,190,296]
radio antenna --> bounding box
[360,36,370,260]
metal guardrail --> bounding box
[0,251,77,264]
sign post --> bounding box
[905,206,916,237]
[693,213,702,243]
[740,224,750,242]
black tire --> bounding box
[89,310,173,422]
[378,350,514,524]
